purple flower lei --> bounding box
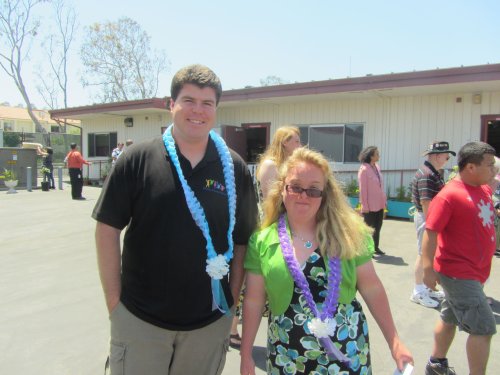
[278,214,350,363]
[278,214,341,320]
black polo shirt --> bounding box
[92,136,258,330]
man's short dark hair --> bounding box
[457,141,496,171]
[70,143,77,150]
[170,64,222,105]
[358,146,378,164]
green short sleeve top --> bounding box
[244,222,374,315]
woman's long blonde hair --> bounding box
[256,126,300,177]
[262,147,372,259]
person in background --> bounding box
[358,146,387,256]
[93,64,258,375]
[111,142,124,166]
[37,145,55,189]
[256,126,301,199]
[491,157,500,258]
[228,126,301,349]
[241,147,413,374]
[125,139,133,147]
[485,156,500,306]
[422,141,497,375]
[65,143,91,200]
[410,141,455,308]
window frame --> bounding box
[298,123,364,163]
[88,132,117,158]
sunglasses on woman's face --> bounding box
[285,185,323,198]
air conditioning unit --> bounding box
[124,117,133,127]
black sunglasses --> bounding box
[285,185,323,198]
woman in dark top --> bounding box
[38,146,55,189]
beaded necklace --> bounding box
[278,214,350,363]
[292,232,313,249]
[163,125,236,314]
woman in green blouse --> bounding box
[240,147,412,375]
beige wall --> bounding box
[79,90,500,192]
[82,112,172,179]
[216,90,500,194]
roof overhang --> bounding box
[50,97,170,120]
[49,64,500,117]
[219,63,500,107]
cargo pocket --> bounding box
[108,341,126,375]
[450,295,481,334]
[214,338,230,375]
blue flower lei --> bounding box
[163,124,236,314]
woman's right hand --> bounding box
[240,353,256,375]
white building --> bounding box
[50,63,500,194]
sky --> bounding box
[1,0,500,109]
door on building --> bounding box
[242,123,270,163]
[481,114,500,156]
[220,125,247,160]
[220,123,270,163]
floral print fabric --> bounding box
[267,251,371,374]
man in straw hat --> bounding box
[410,141,455,308]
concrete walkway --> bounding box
[1,184,499,374]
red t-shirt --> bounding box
[426,179,495,283]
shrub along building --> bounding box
[50,63,500,196]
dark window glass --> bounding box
[296,124,364,163]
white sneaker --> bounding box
[410,291,439,308]
[427,288,445,300]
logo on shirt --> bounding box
[204,179,226,195]
[477,199,494,228]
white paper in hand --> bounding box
[393,363,413,375]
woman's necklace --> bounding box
[278,214,350,364]
[292,232,313,249]
[163,125,236,315]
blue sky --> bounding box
[1,0,500,109]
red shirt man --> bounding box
[65,143,90,200]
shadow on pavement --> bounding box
[252,346,267,371]
[373,254,409,266]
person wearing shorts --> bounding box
[410,141,455,308]
[422,142,497,375]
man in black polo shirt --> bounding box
[410,141,455,308]
[93,65,258,374]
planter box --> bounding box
[387,200,413,220]
[347,196,359,209]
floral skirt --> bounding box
[266,299,371,375]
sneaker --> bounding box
[427,288,445,300]
[425,360,456,375]
[410,291,439,308]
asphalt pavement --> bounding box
[1,184,499,374]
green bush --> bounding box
[3,133,21,147]
[393,185,412,202]
[343,179,359,197]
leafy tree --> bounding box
[259,75,289,86]
[80,17,169,103]
[0,0,47,133]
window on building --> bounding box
[88,132,117,157]
[3,121,14,131]
[298,124,364,163]
[51,125,60,133]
